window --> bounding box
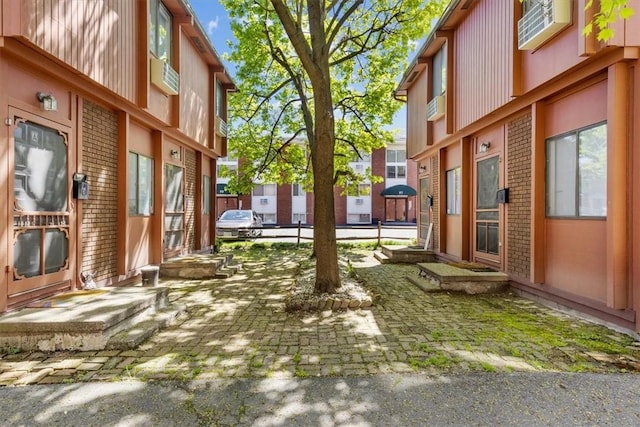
[432,43,447,97]
[546,122,607,217]
[292,213,306,224]
[292,184,305,197]
[348,183,371,197]
[259,213,277,224]
[386,149,406,163]
[387,165,406,179]
[253,183,276,196]
[446,167,461,215]
[129,152,154,215]
[216,164,237,178]
[215,80,224,118]
[149,0,172,62]
[202,175,211,215]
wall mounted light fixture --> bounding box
[419,165,427,173]
[479,142,491,153]
[36,92,58,111]
[170,149,180,159]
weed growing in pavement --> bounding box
[292,352,302,364]
[294,368,309,378]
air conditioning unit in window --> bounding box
[215,116,227,137]
[518,0,571,50]
[426,95,445,121]
[150,57,180,95]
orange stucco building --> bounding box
[0,0,234,311]
[396,0,640,331]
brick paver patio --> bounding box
[1,248,639,386]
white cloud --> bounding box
[207,17,219,35]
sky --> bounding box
[187,0,407,136]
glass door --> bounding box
[164,163,184,258]
[474,155,500,263]
[10,117,72,299]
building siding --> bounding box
[20,0,137,103]
[507,113,532,281]
[455,0,513,130]
[81,99,118,282]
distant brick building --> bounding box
[216,139,417,225]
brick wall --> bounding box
[371,148,386,223]
[431,155,439,251]
[277,183,292,224]
[81,100,118,281]
[507,114,532,280]
[185,150,196,252]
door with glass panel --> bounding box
[474,155,501,265]
[10,114,74,303]
[164,163,184,258]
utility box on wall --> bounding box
[73,173,89,200]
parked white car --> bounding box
[216,210,263,239]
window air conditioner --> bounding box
[518,0,571,50]
[426,95,445,121]
[215,116,228,137]
[150,57,180,95]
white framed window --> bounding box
[387,165,406,179]
[432,43,446,97]
[202,175,211,215]
[446,167,461,215]
[292,183,305,197]
[386,149,406,163]
[348,213,371,223]
[253,183,276,196]
[259,213,277,224]
[128,152,154,216]
[292,213,306,224]
[546,122,607,217]
[149,0,172,62]
[348,183,371,197]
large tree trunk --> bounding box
[311,87,341,294]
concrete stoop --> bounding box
[0,287,185,352]
[374,245,437,264]
[160,253,239,279]
[414,262,509,295]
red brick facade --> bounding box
[185,149,197,252]
[507,114,532,281]
[80,100,118,282]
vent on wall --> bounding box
[426,95,445,121]
[150,57,180,95]
[518,0,571,50]
[215,116,227,137]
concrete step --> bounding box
[0,287,170,352]
[215,261,242,279]
[406,274,445,293]
[416,262,509,294]
[160,254,235,279]
[379,245,437,263]
[106,304,188,350]
[373,251,391,264]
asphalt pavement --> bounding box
[1,373,639,426]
